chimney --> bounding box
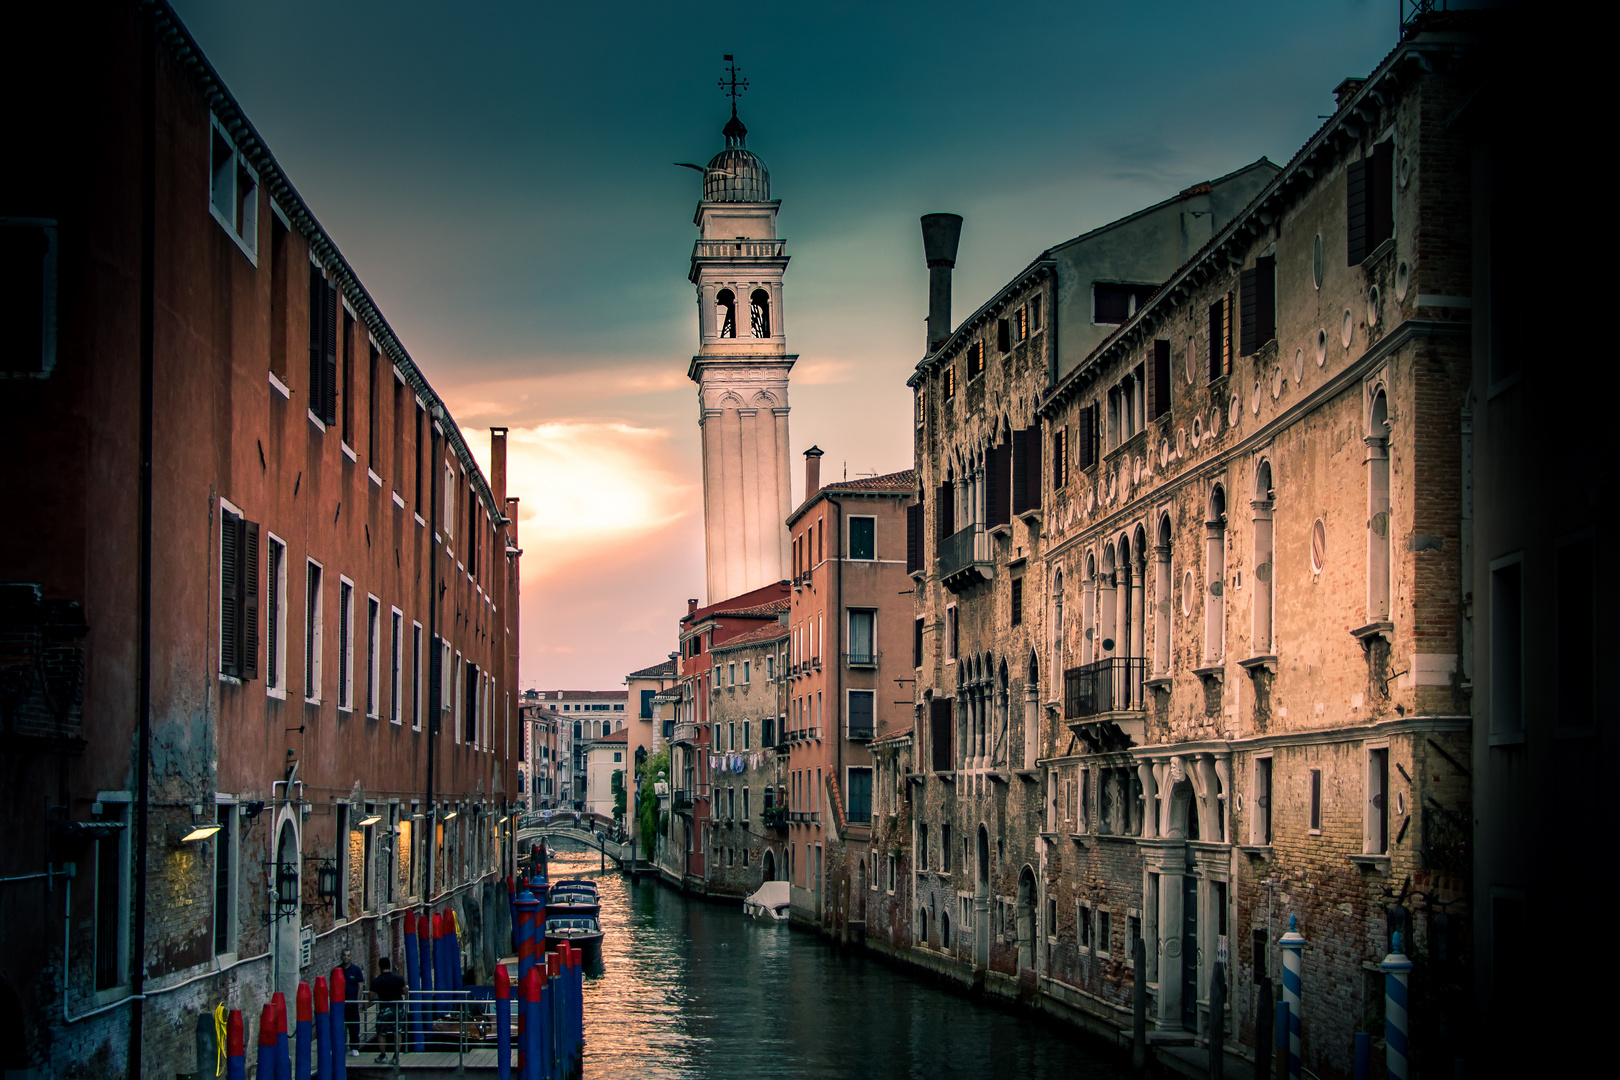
[804,445,824,500]
[687,599,699,616]
[1333,77,1367,112]
[489,426,509,507]
[921,213,964,354]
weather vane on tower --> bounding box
[719,55,748,115]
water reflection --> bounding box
[537,839,1129,1080]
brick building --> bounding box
[704,619,788,896]
[518,692,563,808]
[0,2,521,1075]
[898,15,1492,1076]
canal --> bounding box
[539,838,1132,1080]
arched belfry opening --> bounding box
[750,289,771,337]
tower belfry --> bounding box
[685,57,793,604]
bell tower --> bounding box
[686,61,793,604]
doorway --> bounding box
[1016,866,1036,973]
[272,817,301,1002]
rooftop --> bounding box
[712,620,790,652]
[626,659,678,680]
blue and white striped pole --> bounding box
[1279,915,1306,1080]
[1381,931,1413,1080]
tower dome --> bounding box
[704,110,770,202]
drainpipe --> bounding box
[426,409,442,893]
[827,495,845,926]
[130,5,159,1073]
[1458,401,1473,688]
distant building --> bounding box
[623,658,678,848]
[518,691,562,807]
[585,729,630,822]
[0,4,520,1074]
[705,618,789,896]
[526,690,629,809]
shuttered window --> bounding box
[930,698,954,772]
[1011,576,1024,626]
[985,443,1010,527]
[1148,340,1172,420]
[1240,256,1277,356]
[1207,294,1232,382]
[905,501,922,574]
[1347,140,1394,265]
[942,363,956,400]
[219,507,259,680]
[1077,405,1097,471]
[938,481,956,541]
[307,265,338,425]
[967,340,985,379]
[1052,425,1069,489]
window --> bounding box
[265,536,287,693]
[849,609,876,665]
[411,622,423,729]
[367,342,381,467]
[1098,910,1112,955]
[1093,282,1157,324]
[967,339,986,379]
[213,802,236,958]
[1253,756,1273,845]
[1010,576,1023,626]
[340,310,355,444]
[0,217,58,377]
[304,561,323,702]
[847,768,873,824]
[1366,747,1389,854]
[1240,256,1277,356]
[917,822,929,870]
[945,605,958,662]
[849,516,875,560]
[337,578,354,710]
[848,690,874,740]
[767,654,776,680]
[1490,555,1523,736]
[390,609,403,723]
[887,855,896,892]
[1556,534,1596,730]
[1208,293,1233,381]
[914,618,924,668]
[728,663,736,686]
[443,463,456,538]
[997,318,1010,353]
[1078,903,1093,950]
[1309,768,1323,832]
[1148,340,1171,421]
[307,266,338,426]
[218,503,260,681]
[366,596,380,716]
[716,289,736,338]
[743,720,751,749]
[93,802,129,991]
[1367,391,1392,621]
[941,824,951,872]
[1016,304,1029,342]
[943,363,956,400]
[1347,139,1394,266]
[209,116,258,262]
[1052,424,1069,487]
[1204,486,1227,662]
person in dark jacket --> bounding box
[340,949,364,1056]
[371,957,408,1063]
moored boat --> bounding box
[742,880,790,922]
[543,913,604,965]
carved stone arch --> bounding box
[717,391,744,409]
[752,390,777,408]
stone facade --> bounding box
[704,621,789,897]
[898,19,1482,1077]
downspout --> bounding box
[132,3,158,1073]
[426,410,441,895]
[827,495,844,924]
[1459,400,1473,689]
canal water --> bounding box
[540,838,1131,1080]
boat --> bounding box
[543,913,604,966]
[743,880,791,922]
[550,878,598,894]
[546,887,600,918]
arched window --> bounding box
[1204,485,1227,662]
[1366,391,1391,621]
[750,289,771,337]
[1051,571,1065,689]
[1253,461,1275,655]
[1024,651,1039,767]
[1100,544,1118,657]
[1082,555,1097,664]
[1153,515,1172,676]
[919,907,929,945]
[941,910,952,949]
[716,289,736,339]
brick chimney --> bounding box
[804,445,824,501]
[687,599,699,617]
[921,213,964,353]
[489,426,508,506]
[1334,77,1367,111]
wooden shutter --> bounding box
[1149,340,1171,420]
[1026,424,1042,510]
[1011,429,1030,515]
[242,519,260,680]
[1077,407,1095,471]
[308,267,325,410]
[1346,156,1369,265]
[938,482,955,541]
[930,698,954,772]
[1370,140,1394,248]
[905,502,920,573]
[987,444,1010,526]
[321,282,339,424]
[220,508,241,677]
[1222,294,1233,377]
[1255,256,1276,350]
[1239,265,1259,356]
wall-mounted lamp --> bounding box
[442,808,459,821]
[358,814,383,827]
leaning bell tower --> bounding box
[685,58,793,604]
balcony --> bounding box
[847,720,874,741]
[938,526,992,593]
[693,238,787,260]
[761,806,789,831]
[672,721,698,746]
[1063,658,1147,751]
[673,790,694,813]
[844,650,878,669]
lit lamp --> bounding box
[442,805,459,821]
[170,803,221,845]
[358,814,383,827]
[315,861,340,902]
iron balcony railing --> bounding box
[847,720,874,741]
[673,790,694,812]
[1063,657,1147,719]
[844,649,878,668]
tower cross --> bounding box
[718,55,749,111]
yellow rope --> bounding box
[213,1002,228,1076]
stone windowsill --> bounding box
[1015,769,1038,781]
[934,771,956,783]
[1238,654,1278,675]
[990,523,1013,539]
[1192,663,1225,683]
[1348,853,1390,872]
[1145,676,1172,693]
[1238,844,1272,860]
[1351,621,1395,645]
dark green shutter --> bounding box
[1346,157,1369,265]
[242,519,260,680]
[220,509,241,677]
[1011,429,1029,515]
[1239,266,1259,356]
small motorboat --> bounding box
[546,887,600,918]
[549,878,598,894]
[743,880,791,922]
[543,913,604,966]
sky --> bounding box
[172,0,1400,691]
